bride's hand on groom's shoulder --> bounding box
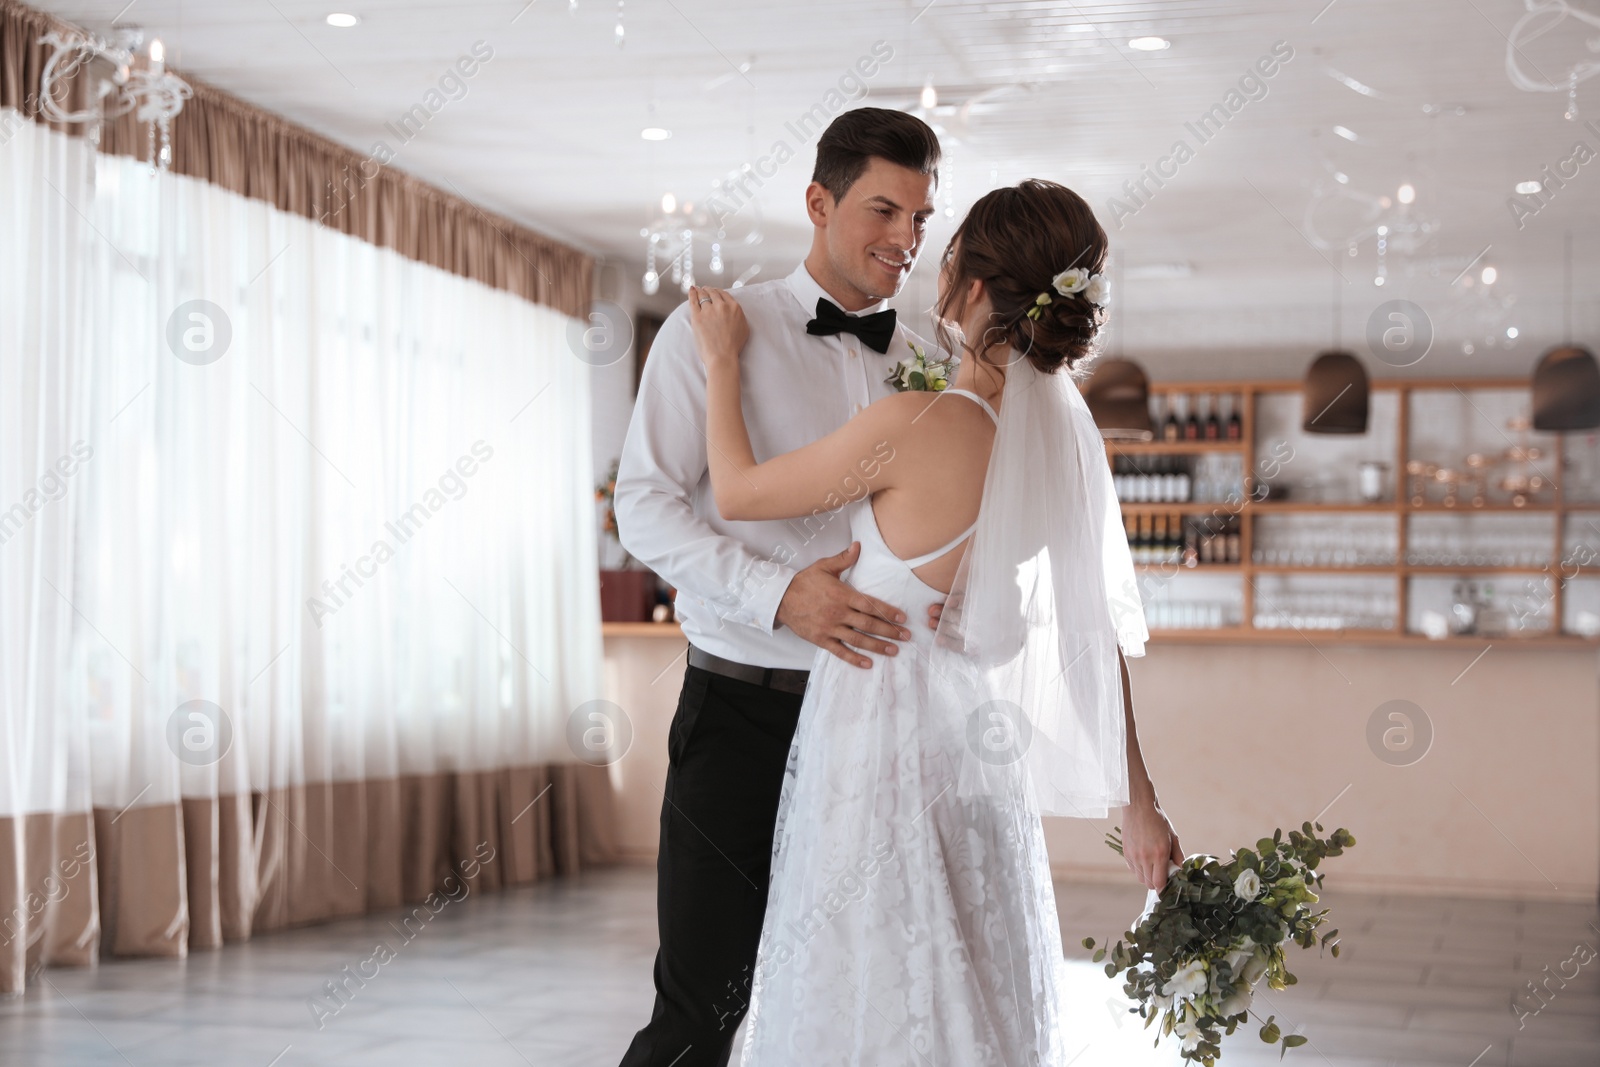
[687,286,748,370]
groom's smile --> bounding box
[869,249,912,282]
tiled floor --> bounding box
[1,866,1595,1066]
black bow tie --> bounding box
[804,298,897,354]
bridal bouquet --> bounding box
[1082,822,1356,1064]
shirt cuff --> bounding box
[743,561,798,637]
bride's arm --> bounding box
[687,285,914,522]
[1116,646,1185,892]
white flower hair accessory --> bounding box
[1027,268,1109,321]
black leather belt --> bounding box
[687,644,811,695]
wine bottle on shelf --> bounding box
[1225,515,1241,563]
[1152,513,1167,566]
[1184,394,1201,441]
[1472,585,1497,633]
[1204,392,1221,441]
[1124,514,1139,562]
[1175,459,1191,502]
[1182,518,1199,567]
[1138,513,1153,564]
[1163,393,1182,442]
[1224,393,1242,441]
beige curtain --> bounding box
[1,1,616,997]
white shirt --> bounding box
[615,261,937,669]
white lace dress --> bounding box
[739,390,1071,1066]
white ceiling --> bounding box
[30,0,1600,378]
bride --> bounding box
[686,178,1182,1063]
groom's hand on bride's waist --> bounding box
[777,542,913,670]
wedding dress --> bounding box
[739,345,1148,1063]
[738,388,1072,1066]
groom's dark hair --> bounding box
[812,108,941,203]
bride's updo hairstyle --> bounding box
[934,178,1109,376]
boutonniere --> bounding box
[884,340,956,392]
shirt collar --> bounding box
[785,261,891,319]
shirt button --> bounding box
[853,403,863,414]
[848,349,858,359]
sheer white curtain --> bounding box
[0,111,607,992]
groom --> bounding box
[614,108,942,1066]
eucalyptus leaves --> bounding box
[1084,822,1356,1064]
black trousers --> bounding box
[618,662,804,1067]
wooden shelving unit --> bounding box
[1106,376,1600,647]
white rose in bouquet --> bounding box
[1162,958,1209,999]
[1240,947,1271,986]
[1218,985,1254,1019]
[1233,868,1263,902]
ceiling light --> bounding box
[1515,180,1542,194]
[1128,36,1170,51]
[325,13,360,27]
[660,193,676,213]
[1333,171,1350,184]
[920,80,938,110]
[1332,125,1359,142]
[148,38,165,67]
[1397,183,1415,204]
[1481,266,1497,285]
[1327,67,1379,97]
[641,127,671,141]
[1506,327,1519,339]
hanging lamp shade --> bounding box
[1084,358,1154,440]
[1302,350,1369,434]
[1531,345,1600,431]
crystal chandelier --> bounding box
[1303,178,1439,287]
[1505,0,1600,121]
[638,183,763,296]
[38,26,192,171]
